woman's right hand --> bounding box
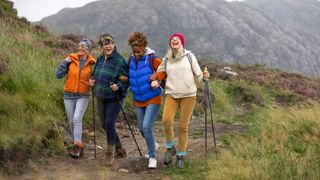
[65,56,72,63]
[89,78,95,87]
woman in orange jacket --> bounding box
[56,39,96,158]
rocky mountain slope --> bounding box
[40,0,320,77]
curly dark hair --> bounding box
[128,32,148,47]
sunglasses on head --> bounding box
[102,40,113,45]
[77,44,89,49]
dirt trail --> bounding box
[6,116,246,179]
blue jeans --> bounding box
[64,98,89,143]
[136,104,160,158]
[97,98,123,148]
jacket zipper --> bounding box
[77,61,82,92]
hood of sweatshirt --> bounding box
[144,47,155,56]
[164,48,190,62]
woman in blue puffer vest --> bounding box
[127,32,163,169]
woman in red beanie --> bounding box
[150,33,209,168]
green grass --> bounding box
[0,16,66,169]
[164,78,319,179]
[0,1,17,17]
[164,158,209,179]
[207,103,320,179]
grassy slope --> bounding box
[0,14,65,169]
[208,103,320,179]
[164,79,320,179]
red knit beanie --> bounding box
[169,33,185,47]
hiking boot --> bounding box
[105,149,115,166]
[148,158,157,169]
[176,155,185,168]
[163,146,177,165]
[144,142,159,158]
[69,143,84,159]
[115,147,127,158]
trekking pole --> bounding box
[204,67,218,159]
[204,83,208,160]
[119,102,143,156]
[91,81,97,158]
[111,82,142,156]
[90,63,97,159]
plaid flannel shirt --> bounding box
[93,51,129,99]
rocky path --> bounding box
[7,116,246,179]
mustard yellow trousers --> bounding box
[162,95,196,153]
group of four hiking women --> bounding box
[56,32,210,169]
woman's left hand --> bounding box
[203,71,210,80]
[151,80,159,90]
[119,76,128,82]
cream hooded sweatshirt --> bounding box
[157,48,203,98]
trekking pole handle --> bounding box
[203,66,209,81]
[204,67,208,73]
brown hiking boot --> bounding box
[105,148,115,166]
[115,147,127,158]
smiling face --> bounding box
[101,42,115,57]
[76,44,89,58]
[131,45,146,60]
[170,36,182,51]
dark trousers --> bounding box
[97,98,123,148]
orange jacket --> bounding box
[64,53,96,94]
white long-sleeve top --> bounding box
[157,48,204,98]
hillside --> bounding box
[1,0,320,179]
[40,0,320,78]
[0,0,68,172]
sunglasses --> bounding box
[132,51,142,54]
[132,46,144,54]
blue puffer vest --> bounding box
[129,55,162,102]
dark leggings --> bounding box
[97,98,123,148]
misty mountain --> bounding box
[40,0,320,77]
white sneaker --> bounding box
[148,158,157,168]
[144,142,160,158]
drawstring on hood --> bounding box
[165,48,190,63]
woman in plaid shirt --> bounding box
[89,33,129,166]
